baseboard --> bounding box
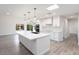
[63,35,69,39]
[0,33,16,36]
[50,38,63,42]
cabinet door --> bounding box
[59,32,63,41]
[54,32,59,41]
[50,32,59,41]
[50,32,54,40]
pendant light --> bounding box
[33,8,40,24]
[26,11,31,24]
[33,8,37,22]
[27,11,31,20]
[24,14,26,21]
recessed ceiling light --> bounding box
[47,4,59,11]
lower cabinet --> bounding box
[50,32,63,41]
[19,34,50,55]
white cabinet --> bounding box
[53,16,60,27]
[17,31,50,55]
[51,32,63,41]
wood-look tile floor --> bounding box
[0,35,32,55]
[47,34,79,55]
[0,34,79,55]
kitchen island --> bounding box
[16,31,50,55]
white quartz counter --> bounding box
[16,31,49,40]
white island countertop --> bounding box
[16,31,50,40]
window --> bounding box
[27,24,33,31]
[16,24,24,30]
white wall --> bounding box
[63,18,69,38]
[77,16,79,45]
[68,18,78,34]
[0,15,26,35]
[0,5,31,35]
[0,16,15,35]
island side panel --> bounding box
[19,34,37,54]
[36,35,50,55]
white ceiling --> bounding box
[0,4,79,19]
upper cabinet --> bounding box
[53,16,60,27]
[40,16,63,27]
[40,18,53,27]
[45,18,53,24]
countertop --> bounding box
[16,31,49,40]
